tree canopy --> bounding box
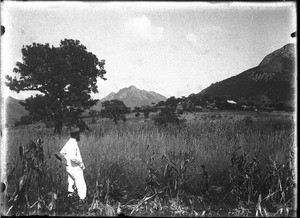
[101,99,130,124]
[140,105,155,119]
[6,39,107,133]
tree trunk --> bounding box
[53,120,63,134]
[144,111,150,119]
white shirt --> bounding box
[60,138,83,169]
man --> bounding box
[60,127,87,200]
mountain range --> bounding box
[4,86,167,124]
[4,42,296,124]
[200,43,296,107]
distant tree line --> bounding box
[82,92,293,127]
[14,91,293,128]
[156,93,294,113]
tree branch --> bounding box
[22,87,48,95]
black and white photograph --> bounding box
[0,1,297,216]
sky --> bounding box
[1,1,297,100]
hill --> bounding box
[5,96,28,125]
[92,85,167,110]
[5,86,167,122]
[200,43,296,107]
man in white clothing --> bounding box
[60,127,87,200]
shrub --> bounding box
[153,107,185,127]
[143,111,150,119]
[177,109,183,115]
[243,116,253,125]
[19,115,34,126]
[89,109,100,124]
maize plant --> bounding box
[161,153,196,200]
[7,139,46,215]
[88,180,116,216]
[228,148,262,204]
[6,139,62,215]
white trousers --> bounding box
[66,166,87,200]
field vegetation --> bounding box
[2,111,296,216]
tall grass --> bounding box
[4,115,295,215]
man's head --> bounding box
[70,127,81,141]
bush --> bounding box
[89,109,100,123]
[143,111,150,119]
[177,109,183,115]
[153,107,185,127]
[19,115,34,125]
[243,116,253,125]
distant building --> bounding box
[195,105,203,110]
[176,104,184,112]
[206,105,214,110]
[177,101,186,110]
[242,105,257,111]
[242,105,247,110]
[226,100,237,104]
[225,100,238,110]
[156,106,166,110]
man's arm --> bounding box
[70,157,85,169]
[70,158,82,165]
[68,146,84,168]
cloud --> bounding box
[199,25,231,37]
[134,57,147,66]
[186,33,199,46]
[124,15,164,42]
[234,45,241,51]
[186,32,212,55]
[186,25,240,55]
[198,25,240,46]
[20,29,26,35]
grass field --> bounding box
[2,110,296,216]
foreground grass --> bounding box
[3,112,296,216]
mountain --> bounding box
[4,86,166,123]
[200,43,296,107]
[5,96,28,124]
[93,85,167,109]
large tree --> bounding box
[140,105,154,119]
[101,100,130,124]
[6,39,107,133]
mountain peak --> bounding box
[106,91,116,97]
[199,43,295,105]
[128,85,138,90]
[259,43,295,66]
[98,86,167,109]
